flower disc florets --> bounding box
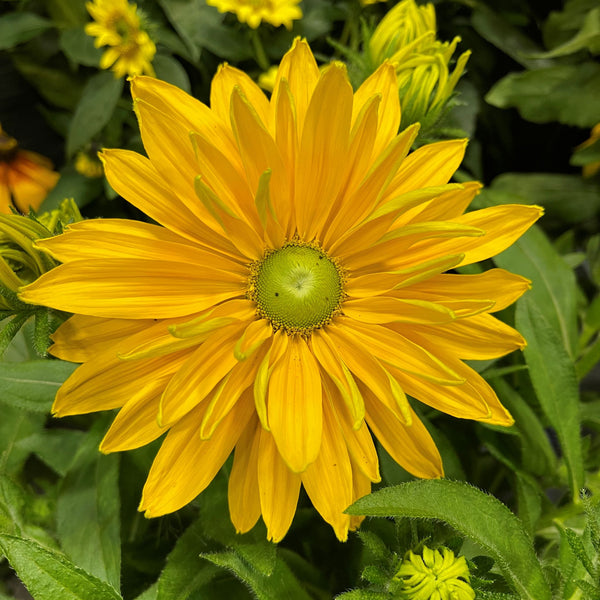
[249,241,344,335]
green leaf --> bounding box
[471,6,552,69]
[203,543,312,600]
[60,28,103,67]
[157,0,253,62]
[494,225,578,360]
[0,359,77,413]
[0,13,52,50]
[16,429,86,476]
[0,405,45,475]
[0,475,26,535]
[488,173,600,226]
[153,54,191,94]
[40,167,104,213]
[0,534,122,600]
[156,518,220,600]
[56,425,121,591]
[516,297,584,498]
[347,480,551,600]
[46,0,89,27]
[561,527,596,578]
[514,473,543,535]
[486,63,600,128]
[534,7,600,58]
[67,71,124,157]
[491,379,556,477]
[13,56,85,110]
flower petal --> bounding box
[267,335,322,472]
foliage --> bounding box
[0,0,599,598]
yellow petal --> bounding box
[228,416,262,534]
[363,387,444,479]
[100,149,238,256]
[267,335,322,472]
[407,205,543,267]
[140,394,254,517]
[295,62,352,239]
[159,322,244,427]
[301,399,352,541]
[100,392,165,453]
[402,269,531,313]
[272,38,319,140]
[335,317,464,385]
[37,218,247,276]
[343,297,455,325]
[400,312,526,360]
[311,330,365,428]
[325,383,380,483]
[50,314,150,363]
[352,61,401,160]
[258,428,301,543]
[211,63,270,130]
[20,259,246,319]
[349,465,371,531]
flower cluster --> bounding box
[368,0,471,130]
[85,0,156,78]
[207,0,302,30]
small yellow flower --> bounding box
[258,65,279,91]
[206,0,302,29]
[368,0,470,130]
[0,126,59,215]
[85,0,155,78]
[395,547,475,600]
[360,0,388,5]
[75,151,104,179]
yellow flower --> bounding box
[206,0,302,29]
[258,65,279,91]
[85,0,155,77]
[361,0,388,5]
[368,0,470,130]
[0,126,60,215]
[394,547,475,600]
[20,39,541,543]
[75,150,104,179]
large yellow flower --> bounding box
[20,39,541,543]
[206,0,302,29]
[85,0,155,78]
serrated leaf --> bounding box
[203,544,312,600]
[495,225,578,360]
[0,359,77,412]
[56,424,121,591]
[0,13,52,50]
[67,71,123,157]
[156,518,220,600]
[561,528,596,579]
[516,297,584,498]
[347,480,551,600]
[0,534,122,600]
[486,63,600,128]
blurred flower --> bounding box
[360,0,388,5]
[0,125,60,215]
[258,65,279,91]
[21,39,540,542]
[575,123,600,178]
[206,0,302,29]
[75,150,104,179]
[1,199,80,354]
[394,546,475,600]
[86,0,156,77]
[368,0,470,131]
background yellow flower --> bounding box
[206,0,303,29]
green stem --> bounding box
[250,29,270,71]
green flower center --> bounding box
[250,242,344,335]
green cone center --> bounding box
[253,244,343,333]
